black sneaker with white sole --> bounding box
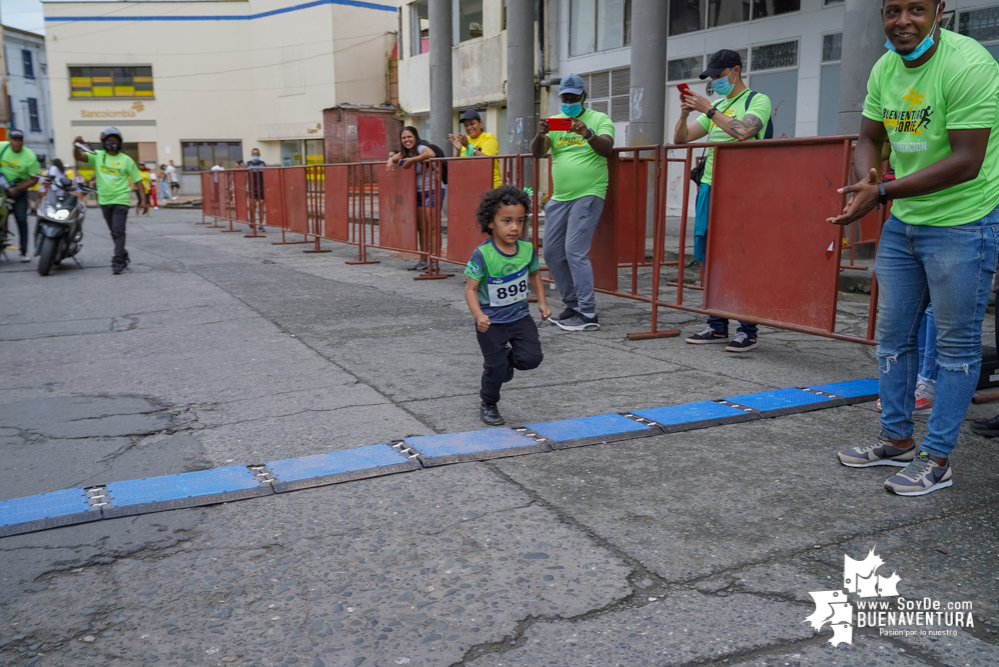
[726,332,758,353]
[554,312,599,331]
[549,307,577,325]
[685,327,728,344]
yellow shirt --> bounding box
[140,170,152,192]
[467,132,501,188]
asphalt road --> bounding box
[1,209,996,667]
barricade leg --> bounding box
[303,236,331,254]
[345,164,380,265]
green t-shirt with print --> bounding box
[696,88,772,187]
[548,108,616,201]
[87,150,141,206]
[464,239,540,324]
[862,30,999,226]
[0,142,40,186]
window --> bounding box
[582,68,630,122]
[411,0,430,56]
[671,0,798,35]
[181,141,243,171]
[822,33,842,62]
[752,0,800,20]
[27,98,40,133]
[819,34,842,136]
[668,56,703,81]
[751,40,798,71]
[22,50,34,79]
[459,0,484,42]
[570,0,631,56]
[824,0,843,4]
[70,66,154,98]
[959,6,999,43]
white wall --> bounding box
[4,27,54,163]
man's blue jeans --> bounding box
[918,304,937,385]
[875,207,999,458]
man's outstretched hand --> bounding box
[827,168,880,226]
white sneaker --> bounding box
[874,384,934,415]
[19,253,30,263]
[154,206,159,210]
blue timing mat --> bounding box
[267,443,421,492]
[806,378,879,404]
[724,387,844,417]
[632,400,760,433]
[404,428,549,466]
[526,413,661,449]
[104,466,272,517]
[0,487,99,537]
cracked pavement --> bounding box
[1,210,997,667]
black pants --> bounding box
[476,316,543,404]
[101,204,130,271]
[8,190,29,255]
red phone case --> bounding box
[547,118,573,131]
[677,83,691,96]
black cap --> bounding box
[8,129,24,139]
[700,49,742,79]
[460,110,482,121]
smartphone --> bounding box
[547,118,573,131]
[676,83,692,97]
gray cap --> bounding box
[8,129,24,139]
[559,73,585,96]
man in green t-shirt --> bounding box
[0,129,41,262]
[674,49,772,353]
[830,0,999,497]
[531,73,615,332]
[73,127,146,274]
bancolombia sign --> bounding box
[80,101,146,118]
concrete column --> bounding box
[506,0,536,155]
[625,0,668,146]
[429,0,453,149]
[837,0,886,134]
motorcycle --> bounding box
[35,176,92,276]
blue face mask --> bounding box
[561,102,583,118]
[712,72,734,97]
[885,13,940,61]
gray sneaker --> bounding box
[838,432,917,468]
[884,452,953,496]
[554,312,599,331]
[549,307,577,324]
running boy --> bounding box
[464,186,550,426]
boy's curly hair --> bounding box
[475,185,532,234]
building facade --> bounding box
[394,0,999,149]
[43,0,400,192]
[4,25,55,164]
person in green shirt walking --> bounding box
[0,129,41,262]
[830,0,999,496]
[674,49,772,353]
[531,73,615,332]
[73,127,147,274]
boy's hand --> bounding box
[539,304,551,321]
[475,314,491,332]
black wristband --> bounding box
[878,182,888,206]
[706,108,717,119]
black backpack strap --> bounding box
[744,91,764,139]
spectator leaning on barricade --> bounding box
[246,148,267,232]
[386,126,446,272]
[531,73,614,332]
[674,49,772,353]
[464,185,550,426]
[831,0,999,496]
[449,110,502,189]
[0,129,40,263]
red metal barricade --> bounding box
[324,165,351,242]
[378,166,419,252]
[199,172,213,224]
[444,158,494,264]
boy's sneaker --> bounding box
[725,332,757,353]
[884,452,953,496]
[555,312,599,331]
[549,307,577,325]
[912,384,934,415]
[837,432,916,468]
[686,327,728,344]
[480,402,505,426]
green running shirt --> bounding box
[464,239,540,324]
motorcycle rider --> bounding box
[0,129,41,262]
[73,127,146,274]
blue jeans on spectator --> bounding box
[917,304,938,385]
[876,208,999,459]
[696,184,758,338]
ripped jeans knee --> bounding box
[877,347,901,374]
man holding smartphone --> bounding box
[531,73,615,332]
[674,49,772,353]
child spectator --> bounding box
[464,185,550,426]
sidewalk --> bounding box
[1,209,996,666]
